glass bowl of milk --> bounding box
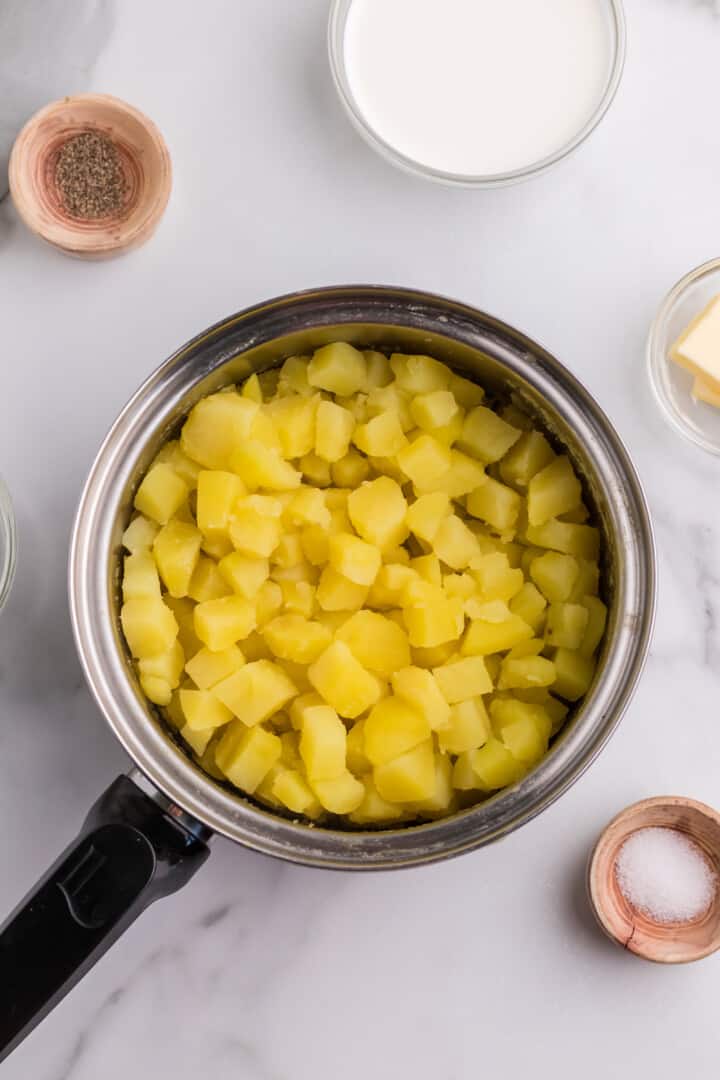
[329,0,626,188]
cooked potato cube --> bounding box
[527,456,581,526]
[216,552,268,599]
[461,606,533,655]
[438,698,490,754]
[410,390,459,431]
[403,587,464,648]
[349,776,406,824]
[569,559,600,602]
[255,580,283,626]
[440,450,487,497]
[348,477,409,551]
[272,769,320,815]
[411,554,442,586]
[185,644,245,690]
[448,372,484,408]
[328,533,382,586]
[508,582,547,632]
[390,353,451,393]
[187,557,231,603]
[433,656,493,702]
[331,451,370,488]
[298,452,332,487]
[307,342,367,396]
[122,550,161,601]
[432,515,480,570]
[471,737,526,791]
[406,492,451,544]
[229,506,281,558]
[121,597,178,659]
[579,596,608,658]
[498,655,556,690]
[266,394,318,458]
[213,659,297,725]
[364,697,431,765]
[336,610,411,676]
[179,688,233,732]
[138,639,185,689]
[196,471,244,539]
[278,579,316,618]
[346,719,371,775]
[443,573,476,601]
[458,406,521,463]
[469,553,524,602]
[284,487,330,531]
[180,394,258,469]
[552,648,596,701]
[367,564,418,609]
[525,519,600,561]
[452,750,481,790]
[397,435,452,489]
[374,739,436,803]
[410,754,455,815]
[122,515,159,553]
[153,520,202,598]
[499,431,555,489]
[216,722,282,793]
[501,715,548,765]
[299,704,347,780]
[134,463,188,525]
[353,412,407,457]
[140,674,173,706]
[263,614,331,664]
[230,439,301,492]
[194,595,256,651]
[529,551,579,602]
[314,399,355,462]
[308,640,382,718]
[466,476,522,534]
[180,721,216,755]
[277,356,312,397]
[506,639,545,659]
[316,566,369,612]
[544,602,589,650]
[311,771,365,814]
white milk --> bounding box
[343,0,614,177]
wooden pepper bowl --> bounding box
[9,93,172,259]
[588,796,720,964]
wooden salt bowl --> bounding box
[9,93,171,259]
[588,796,720,963]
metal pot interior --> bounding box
[70,286,656,869]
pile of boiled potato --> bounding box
[120,344,607,825]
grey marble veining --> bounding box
[2,1,720,1078]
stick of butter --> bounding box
[692,376,720,408]
[670,294,720,394]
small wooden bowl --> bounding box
[588,797,720,964]
[9,93,171,259]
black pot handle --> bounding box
[0,774,210,1063]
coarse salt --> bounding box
[615,826,717,924]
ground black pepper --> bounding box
[54,131,127,219]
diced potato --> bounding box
[509,582,547,632]
[277,356,313,397]
[140,674,173,706]
[215,722,282,793]
[241,372,263,403]
[185,645,245,690]
[121,597,178,659]
[453,750,481,790]
[255,580,283,625]
[271,533,304,570]
[194,595,256,651]
[187,557,231,603]
[442,573,476,601]
[364,697,431,765]
[308,640,381,718]
[164,596,201,656]
[122,550,161,601]
[367,564,418,609]
[544,695,570,734]
[458,406,521,463]
[525,519,600,561]
[544,603,589,650]
[469,553,524,602]
[432,515,479,570]
[580,596,608,658]
[499,431,555,489]
[552,648,596,701]
[449,372,485,408]
[500,715,548,765]
[411,640,457,668]
[331,450,370,488]
[530,552,579,603]
[213,659,297,725]
[406,492,451,544]
[353,412,407,457]
[307,342,367,396]
[328,533,382,586]
[410,391,459,431]
[366,384,414,431]
[348,477,409,551]
[284,487,331,530]
[267,394,318,458]
[311,771,365,814]
[497,655,556,690]
[229,506,281,558]
[299,452,333,487]
[403,587,464,648]
[214,552,267,599]
[316,566,369,612]
[390,353,451,393]
[569,559,600,602]
[138,639,185,688]
[181,392,260,468]
[279,579,316,618]
[122,515,159,553]
[196,471,244,538]
[336,610,411,675]
[490,698,552,738]
[560,503,590,524]
[374,739,436,803]
[499,404,534,431]
[397,435,452,489]
[527,456,582,526]
[440,450,487,498]
[472,737,526,791]
[466,477,522,534]
[299,704,347,780]
[431,411,465,448]
[461,606,533,655]
[272,769,320,815]
[153,520,202,598]
[180,721,216,755]
[230,439,301,491]
[438,698,490,754]
[506,639,545,659]
[179,688,233,732]
[410,754,455,815]
[263,614,332,664]
[134,464,188,525]
[433,656,493,702]
[346,719,371,775]
[201,534,234,560]
[349,776,406,824]
[314,400,355,462]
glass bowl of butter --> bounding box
[648,257,720,455]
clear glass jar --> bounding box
[328,0,627,189]
[0,476,16,610]
[647,258,720,456]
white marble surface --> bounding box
[1,0,720,1076]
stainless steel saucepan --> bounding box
[0,286,656,1060]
